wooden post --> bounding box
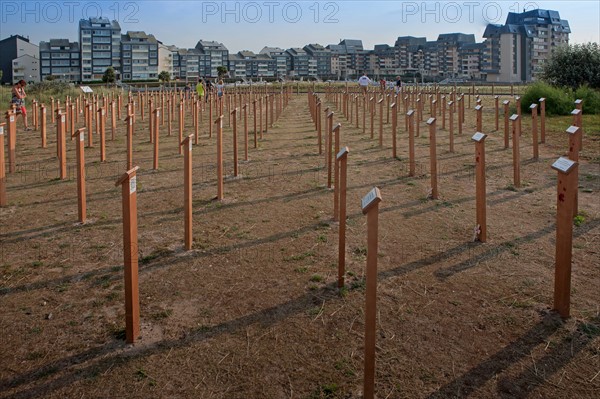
[243,104,249,161]
[571,109,583,151]
[361,187,382,399]
[5,111,16,173]
[407,110,415,176]
[125,114,134,170]
[441,96,446,129]
[99,107,106,162]
[427,118,438,199]
[510,114,521,187]
[0,123,6,206]
[87,104,94,147]
[362,95,366,135]
[115,166,141,344]
[503,100,510,149]
[232,108,239,177]
[252,99,257,148]
[40,104,47,148]
[448,101,454,153]
[515,96,522,135]
[333,123,341,221]
[494,96,499,131]
[110,101,116,141]
[566,126,581,218]
[153,108,160,170]
[530,104,538,160]
[316,101,322,154]
[181,134,194,250]
[327,112,334,189]
[370,97,375,139]
[391,103,397,158]
[574,99,583,150]
[378,98,383,147]
[57,112,67,179]
[551,157,578,318]
[539,98,546,143]
[458,95,463,135]
[472,132,488,242]
[72,128,87,223]
[337,146,349,288]
[475,104,483,133]
[216,115,224,200]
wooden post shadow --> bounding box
[551,157,578,319]
[337,146,349,288]
[72,127,87,223]
[448,101,454,153]
[115,166,141,344]
[361,187,382,399]
[472,132,488,242]
[153,108,160,170]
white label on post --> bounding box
[61,116,65,123]
[10,116,14,122]
[189,140,192,151]
[80,132,85,142]
[552,157,576,173]
[566,126,579,135]
[472,132,487,142]
[336,146,349,160]
[130,176,137,194]
[157,111,160,117]
[129,118,133,126]
[0,126,3,135]
[361,187,381,214]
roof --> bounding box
[39,39,79,51]
[79,17,120,30]
[195,40,228,51]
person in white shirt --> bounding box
[358,73,371,95]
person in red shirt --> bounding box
[11,80,30,130]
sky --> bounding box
[1,0,598,52]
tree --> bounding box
[541,43,600,89]
[102,67,116,84]
[217,66,228,78]
[158,71,171,82]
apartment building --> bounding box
[303,44,332,79]
[79,17,121,82]
[12,55,40,84]
[120,32,158,81]
[259,47,288,79]
[39,39,80,82]
[195,40,229,78]
[483,9,570,82]
[0,35,39,84]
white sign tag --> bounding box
[472,132,486,142]
[129,176,137,194]
[61,116,65,123]
[80,133,85,142]
[10,116,14,122]
[552,157,576,174]
[189,140,192,151]
[0,126,3,135]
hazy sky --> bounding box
[1,1,598,52]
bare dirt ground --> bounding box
[0,89,599,399]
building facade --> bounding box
[0,35,39,84]
[79,17,121,82]
[12,55,40,84]
[483,9,570,82]
[39,39,80,82]
[120,32,158,81]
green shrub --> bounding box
[520,82,572,116]
[574,85,600,115]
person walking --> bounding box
[395,76,402,95]
[216,80,225,114]
[196,78,205,104]
[11,80,30,131]
[358,72,371,96]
